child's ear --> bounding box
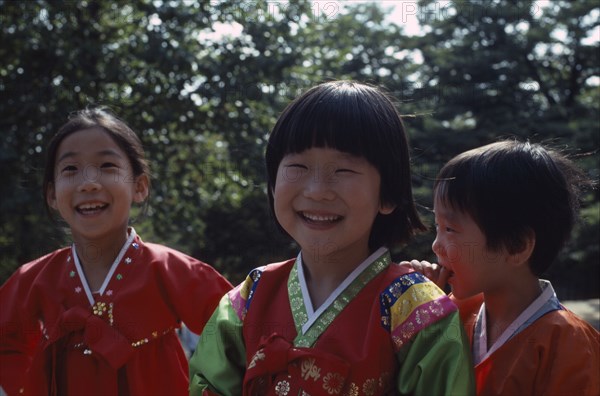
[508,230,536,268]
[47,182,58,210]
[133,174,149,203]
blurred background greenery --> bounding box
[1,0,598,298]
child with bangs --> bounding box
[189,81,474,396]
[404,140,599,395]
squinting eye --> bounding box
[62,165,77,172]
[282,164,307,181]
[101,162,117,168]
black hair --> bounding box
[434,140,591,276]
[265,80,426,249]
[43,107,150,218]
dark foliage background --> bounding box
[1,0,598,298]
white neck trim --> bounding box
[474,280,555,364]
[72,228,137,306]
[297,247,387,334]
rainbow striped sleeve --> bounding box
[228,267,265,321]
[380,272,457,351]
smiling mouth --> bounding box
[76,203,109,215]
[299,212,342,224]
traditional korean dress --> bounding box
[190,247,474,395]
[0,228,232,396]
[455,281,600,395]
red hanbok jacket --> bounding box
[0,232,232,395]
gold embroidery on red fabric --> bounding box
[92,301,107,316]
[248,349,266,369]
[301,358,322,381]
[108,302,114,326]
[131,327,174,347]
[323,372,344,394]
[275,380,290,395]
[343,383,359,396]
[362,378,377,395]
[131,338,149,347]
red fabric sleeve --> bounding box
[0,264,43,395]
[149,244,233,335]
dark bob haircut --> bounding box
[265,80,426,249]
[434,140,590,276]
[43,107,150,218]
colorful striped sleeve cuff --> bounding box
[228,267,265,321]
[380,272,457,351]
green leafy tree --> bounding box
[1,0,597,297]
[406,0,599,297]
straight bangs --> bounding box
[279,97,378,160]
[266,82,402,186]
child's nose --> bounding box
[77,166,102,192]
[303,171,335,201]
[432,235,444,258]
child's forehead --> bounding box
[55,127,127,161]
[58,126,115,145]
[433,196,470,220]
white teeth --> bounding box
[302,212,340,222]
[77,203,106,210]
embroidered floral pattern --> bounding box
[362,378,377,395]
[323,372,344,394]
[344,383,359,396]
[288,264,309,332]
[93,301,107,316]
[275,380,290,395]
[91,300,114,324]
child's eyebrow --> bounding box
[56,151,77,163]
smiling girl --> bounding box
[189,81,474,395]
[0,108,232,395]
